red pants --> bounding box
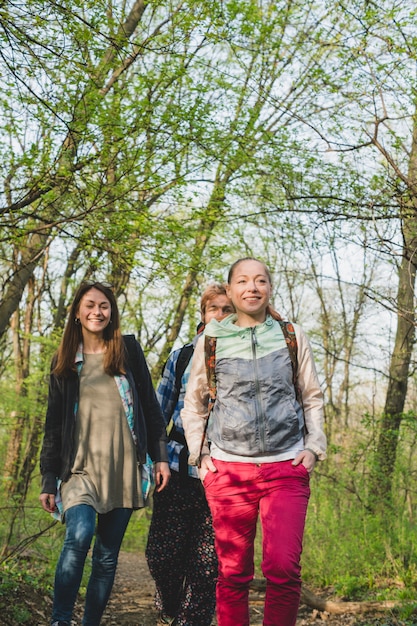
[203,459,310,626]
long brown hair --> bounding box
[227,257,283,322]
[52,282,126,377]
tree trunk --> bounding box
[150,217,216,382]
[249,580,402,615]
[0,0,150,340]
[368,111,417,508]
[3,278,34,493]
[149,171,237,382]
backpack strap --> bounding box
[197,335,217,465]
[174,344,194,413]
[165,343,194,441]
[277,321,298,388]
[204,336,217,415]
[278,321,306,432]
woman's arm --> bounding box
[295,324,327,461]
[39,369,64,495]
[181,337,211,466]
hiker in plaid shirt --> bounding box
[146,284,234,626]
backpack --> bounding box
[201,321,305,460]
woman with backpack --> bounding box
[39,281,170,626]
[146,283,234,626]
[181,257,327,626]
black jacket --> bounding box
[40,336,168,495]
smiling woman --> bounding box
[39,281,170,626]
[182,257,327,626]
[50,282,125,378]
[76,287,113,342]
[225,258,272,326]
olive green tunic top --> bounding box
[61,353,143,513]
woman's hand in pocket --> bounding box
[198,454,217,482]
[292,449,317,474]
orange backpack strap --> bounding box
[204,335,217,414]
[278,321,298,387]
[278,321,307,433]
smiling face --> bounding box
[76,287,112,339]
[226,259,271,326]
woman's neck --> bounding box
[82,333,106,354]
[234,312,267,327]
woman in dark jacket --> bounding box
[40,281,169,626]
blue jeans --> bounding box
[52,504,132,626]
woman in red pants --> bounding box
[182,257,326,626]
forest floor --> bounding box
[0,551,410,626]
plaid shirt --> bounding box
[156,338,199,479]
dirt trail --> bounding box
[100,552,159,626]
[100,552,268,625]
[99,552,370,626]
[17,551,391,625]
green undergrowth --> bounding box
[0,502,154,623]
[295,470,417,622]
[2,472,417,623]
[0,551,53,623]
